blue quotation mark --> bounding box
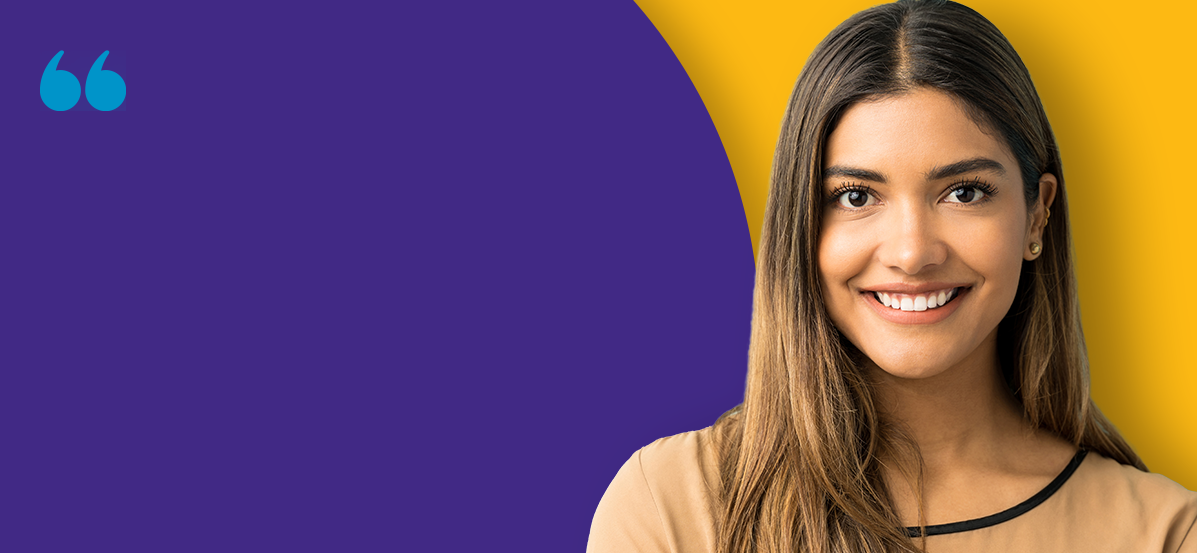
[41,50,125,111]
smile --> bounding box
[858,285,972,325]
[871,287,961,312]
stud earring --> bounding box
[1030,242,1042,255]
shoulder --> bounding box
[638,425,720,484]
[1074,452,1197,510]
[1065,452,1197,552]
[587,426,722,553]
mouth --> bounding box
[863,286,969,312]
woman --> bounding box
[587,1,1197,552]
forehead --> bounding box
[824,89,1014,177]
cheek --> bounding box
[817,224,872,308]
[817,226,848,286]
[954,214,1027,295]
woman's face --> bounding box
[818,87,1052,380]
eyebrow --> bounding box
[925,157,1006,180]
[821,157,1007,183]
[822,165,886,183]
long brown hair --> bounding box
[712,1,1144,551]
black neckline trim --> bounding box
[903,449,1088,537]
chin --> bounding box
[864,350,959,381]
[874,364,950,381]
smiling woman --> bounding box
[588,1,1197,552]
[819,90,1049,380]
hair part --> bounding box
[712,1,1144,552]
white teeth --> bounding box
[874,287,962,312]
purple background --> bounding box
[2,1,752,551]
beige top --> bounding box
[588,426,1197,553]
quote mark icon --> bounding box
[40,51,125,111]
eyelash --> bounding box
[945,177,998,204]
[826,177,998,209]
[826,183,877,207]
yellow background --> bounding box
[635,0,1196,489]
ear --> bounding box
[1025,174,1058,260]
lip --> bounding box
[860,285,971,325]
[861,282,971,294]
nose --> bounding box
[877,200,948,275]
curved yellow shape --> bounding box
[637,0,1197,489]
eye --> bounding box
[946,187,984,203]
[835,188,878,209]
[943,179,997,204]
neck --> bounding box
[868,329,1029,473]
[864,330,1080,526]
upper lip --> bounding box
[860,282,971,294]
